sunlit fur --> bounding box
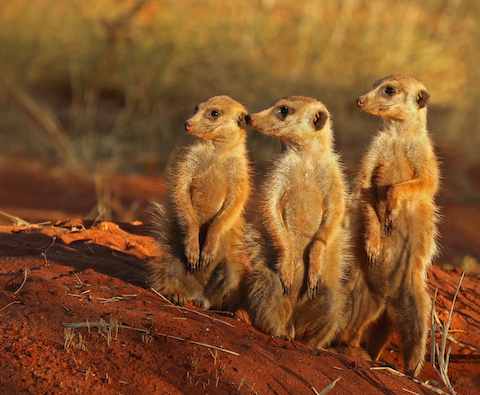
[335,75,440,377]
[246,96,350,348]
[150,95,251,312]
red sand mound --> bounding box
[0,221,479,395]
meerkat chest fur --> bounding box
[373,127,431,193]
[187,142,245,225]
[371,133,416,196]
[273,149,333,244]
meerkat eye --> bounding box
[276,106,290,119]
[384,86,396,96]
[207,110,220,118]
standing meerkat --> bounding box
[151,95,251,312]
[337,75,440,377]
[246,96,349,348]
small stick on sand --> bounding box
[311,377,341,395]
[370,367,449,395]
[164,305,235,328]
[62,321,240,356]
[150,288,235,327]
[402,387,420,395]
[43,236,57,264]
[150,288,175,305]
[13,269,28,295]
[72,272,83,286]
[0,211,31,226]
[0,300,21,312]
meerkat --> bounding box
[150,95,251,312]
[246,96,349,348]
[335,75,440,377]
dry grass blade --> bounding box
[0,300,21,312]
[13,269,28,295]
[402,388,420,395]
[64,328,76,350]
[312,377,341,395]
[431,288,438,367]
[43,236,57,264]
[62,320,239,355]
[63,321,147,332]
[430,268,467,395]
[187,340,239,356]
[150,288,235,327]
[71,271,83,286]
[164,304,235,328]
[0,211,31,226]
[237,378,258,394]
[150,287,177,305]
[370,367,449,395]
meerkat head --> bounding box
[356,75,430,121]
[248,96,332,146]
[184,95,250,141]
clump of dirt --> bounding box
[0,221,479,394]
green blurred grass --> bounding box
[0,0,478,189]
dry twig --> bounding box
[312,377,341,395]
[0,300,21,312]
[13,269,28,295]
[430,269,467,395]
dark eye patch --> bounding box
[384,86,396,96]
[276,106,291,119]
[207,109,221,118]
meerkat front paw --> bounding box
[185,236,200,271]
[385,186,399,236]
[385,209,396,236]
[192,296,211,310]
[199,238,219,270]
[307,272,322,299]
[278,262,294,295]
[168,292,188,306]
[285,323,296,341]
[365,230,381,264]
[307,243,324,299]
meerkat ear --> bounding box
[237,113,248,129]
[313,111,328,131]
[416,90,430,109]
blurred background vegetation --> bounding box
[0,0,478,174]
[0,0,479,202]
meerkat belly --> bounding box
[190,169,227,224]
[283,181,324,254]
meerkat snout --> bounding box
[356,98,365,108]
[184,121,193,131]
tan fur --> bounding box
[246,96,349,348]
[335,75,440,377]
[150,95,251,312]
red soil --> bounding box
[0,158,479,394]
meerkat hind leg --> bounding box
[247,269,294,339]
[364,311,394,361]
[202,258,246,312]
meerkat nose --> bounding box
[356,98,365,108]
[184,122,193,131]
[245,115,254,125]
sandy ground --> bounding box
[0,158,479,394]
